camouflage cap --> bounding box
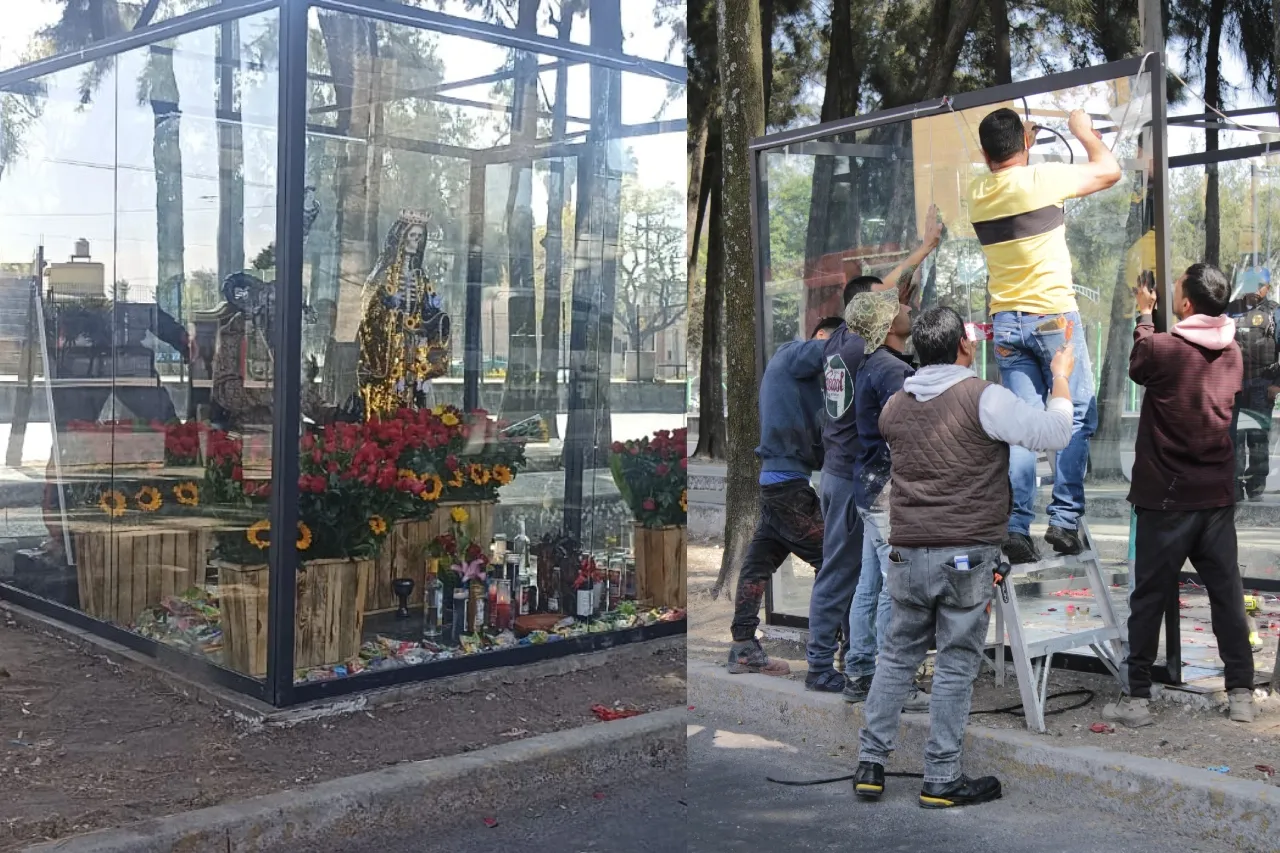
[844,289,901,352]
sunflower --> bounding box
[440,412,460,427]
[368,515,388,536]
[173,481,200,507]
[297,521,313,551]
[448,469,466,488]
[246,519,271,550]
[420,473,444,501]
[98,489,127,518]
[680,489,688,513]
[134,485,162,513]
[491,464,513,486]
[398,468,419,482]
[469,463,490,486]
[450,506,470,524]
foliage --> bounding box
[609,427,688,528]
[616,179,687,353]
[428,505,488,584]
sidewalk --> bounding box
[688,544,1280,786]
[0,613,684,852]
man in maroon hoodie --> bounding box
[1105,263,1255,727]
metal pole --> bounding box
[265,0,308,706]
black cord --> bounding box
[764,689,1096,787]
[1032,123,1075,165]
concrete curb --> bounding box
[25,706,686,853]
[689,661,1280,853]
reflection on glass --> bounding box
[291,9,686,684]
[0,12,280,678]
[760,71,1156,617]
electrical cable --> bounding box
[764,688,1096,787]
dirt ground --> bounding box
[688,544,1280,787]
[0,617,685,852]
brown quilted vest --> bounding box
[879,376,1011,547]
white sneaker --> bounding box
[1102,695,1153,728]
[1229,689,1256,723]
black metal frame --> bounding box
[747,58,1168,634]
[0,0,687,707]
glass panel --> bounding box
[297,7,686,684]
[1171,152,1280,592]
[758,69,1155,619]
[0,10,280,682]
[382,0,683,65]
[2,0,229,73]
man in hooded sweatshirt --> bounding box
[852,306,1073,809]
[1104,263,1256,728]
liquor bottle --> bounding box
[548,565,561,613]
[468,580,486,633]
[576,575,595,620]
[423,559,443,640]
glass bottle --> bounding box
[423,560,443,640]
[450,589,467,645]
[548,565,561,613]
[495,577,512,631]
[469,580,486,633]
[576,575,595,620]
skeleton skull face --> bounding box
[405,224,425,255]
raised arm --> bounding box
[1066,109,1122,198]
[875,204,943,305]
[1129,275,1159,387]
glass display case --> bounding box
[749,58,1165,626]
[0,0,687,706]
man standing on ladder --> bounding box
[969,108,1121,562]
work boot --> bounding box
[805,668,846,693]
[1229,688,1257,723]
[918,775,1002,809]
[726,639,790,676]
[842,674,873,703]
[1102,695,1153,727]
[853,761,885,800]
[1044,524,1084,556]
[1002,532,1040,565]
[903,684,931,713]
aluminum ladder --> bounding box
[989,518,1128,733]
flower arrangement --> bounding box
[609,428,689,528]
[428,506,488,583]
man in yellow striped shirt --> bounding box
[969,107,1121,562]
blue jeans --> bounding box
[991,310,1098,534]
[858,543,1000,783]
[845,505,893,677]
[808,471,863,671]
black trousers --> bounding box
[731,479,824,642]
[1127,505,1254,697]
[1232,405,1272,498]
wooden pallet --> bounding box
[634,524,686,609]
[73,523,213,626]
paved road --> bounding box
[687,714,1234,853]
[272,772,686,853]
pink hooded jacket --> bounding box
[1170,313,1236,350]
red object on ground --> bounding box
[1089,723,1114,734]
[1257,764,1276,777]
[592,704,642,721]
[483,817,498,828]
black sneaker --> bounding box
[1002,532,1040,564]
[1044,525,1084,556]
[853,761,885,800]
[805,668,846,693]
[842,675,873,703]
[919,775,1003,809]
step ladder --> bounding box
[989,518,1128,733]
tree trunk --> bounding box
[1205,0,1224,267]
[150,51,184,319]
[760,0,774,119]
[712,0,766,598]
[537,9,576,441]
[216,21,244,284]
[988,0,1011,85]
[365,27,385,264]
[694,174,726,460]
[688,104,710,273]
[320,13,375,314]
[501,0,542,422]
[1274,0,1280,125]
